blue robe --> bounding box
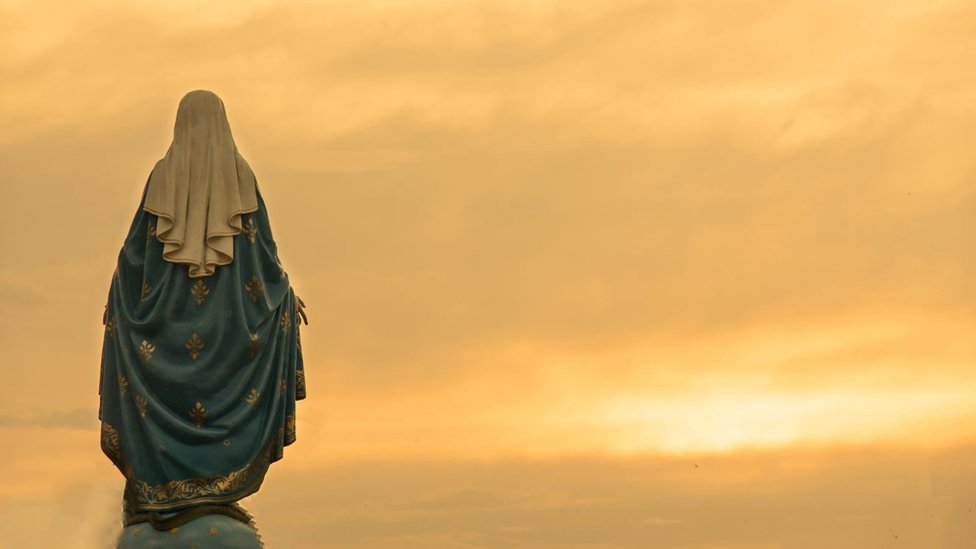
[99,173,306,514]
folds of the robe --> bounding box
[98,173,306,512]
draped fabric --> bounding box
[99,173,305,513]
[143,90,259,278]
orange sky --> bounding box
[1,0,975,547]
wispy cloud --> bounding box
[0,409,95,430]
[241,442,976,548]
[0,1,974,546]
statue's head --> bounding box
[172,89,234,144]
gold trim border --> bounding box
[101,420,289,512]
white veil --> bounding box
[143,89,259,278]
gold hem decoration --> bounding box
[126,429,283,511]
[130,460,259,509]
[103,421,288,511]
[296,369,306,399]
[101,421,122,464]
[285,413,296,445]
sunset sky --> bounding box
[1,0,975,547]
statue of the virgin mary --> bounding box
[98,89,308,548]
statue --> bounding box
[98,89,308,548]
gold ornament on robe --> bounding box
[138,340,156,363]
[189,402,208,428]
[127,433,278,509]
[244,275,264,302]
[134,394,148,419]
[243,218,258,244]
[191,279,210,306]
[186,333,204,360]
[285,413,296,444]
[101,422,122,463]
[118,373,128,397]
[245,388,261,409]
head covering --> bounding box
[98,92,306,514]
[143,89,259,278]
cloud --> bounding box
[0,6,974,546]
[238,441,976,549]
[0,409,96,430]
[0,0,974,457]
[4,439,975,548]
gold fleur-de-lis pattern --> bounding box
[245,388,261,409]
[138,340,155,363]
[134,394,148,419]
[191,279,209,306]
[242,218,258,244]
[100,208,309,511]
[244,275,264,302]
[185,333,204,360]
[246,333,261,358]
[189,402,208,428]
